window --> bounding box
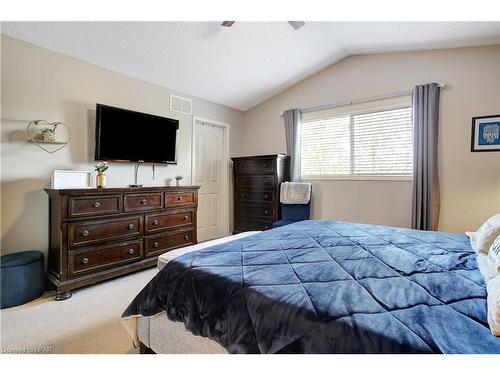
[301,106,413,178]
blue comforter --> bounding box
[122,220,500,353]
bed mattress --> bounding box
[124,220,500,353]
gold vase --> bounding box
[96,173,106,188]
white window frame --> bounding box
[301,103,413,181]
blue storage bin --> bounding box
[1,251,44,309]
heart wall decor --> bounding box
[26,119,72,154]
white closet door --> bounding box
[193,121,224,242]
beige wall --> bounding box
[2,36,500,261]
[242,45,500,232]
[1,35,244,256]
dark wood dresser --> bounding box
[232,154,290,233]
[45,186,199,300]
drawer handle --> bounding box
[240,193,246,198]
[82,257,89,264]
[264,225,270,230]
[184,235,190,241]
[240,178,246,183]
[94,202,101,208]
[264,179,270,184]
[264,194,269,199]
[140,199,147,205]
[128,248,135,255]
[264,209,270,214]
[177,196,183,201]
[153,220,160,226]
[128,224,135,230]
[153,242,159,248]
[82,230,89,237]
[263,163,269,168]
[241,207,247,212]
[183,215,189,221]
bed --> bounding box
[122,220,500,354]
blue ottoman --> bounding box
[1,251,44,309]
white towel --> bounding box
[280,182,312,204]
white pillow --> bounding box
[475,214,500,254]
[487,235,500,274]
[465,231,477,253]
[477,252,498,282]
[487,274,500,336]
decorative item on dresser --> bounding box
[45,186,199,301]
[231,154,290,233]
[94,161,109,188]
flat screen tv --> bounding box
[95,104,179,164]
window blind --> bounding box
[301,106,413,177]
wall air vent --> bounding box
[170,94,193,115]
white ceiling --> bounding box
[2,22,500,111]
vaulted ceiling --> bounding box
[2,22,499,111]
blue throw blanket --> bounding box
[122,220,500,353]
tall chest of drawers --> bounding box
[232,154,290,233]
[45,186,199,300]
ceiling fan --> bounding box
[221,21,305,30]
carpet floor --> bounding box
[0,267,157,354]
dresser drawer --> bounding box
[236,190,275,203]
[68,195,122,218]
[69,216,143,248]
[145,210,194,234]
[124,192,163,212]
[235,175,275,189]
[68,240,142,276]
[234,158,275,174]
[236,217,273,232]
[165,191,195,207]
[237,204,275,219]
[145,229,195,257]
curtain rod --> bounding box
[280,83,448,116]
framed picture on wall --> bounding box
[471,114,500,152]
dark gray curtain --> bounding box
[283,109,302,181]
[411,83,441,231]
